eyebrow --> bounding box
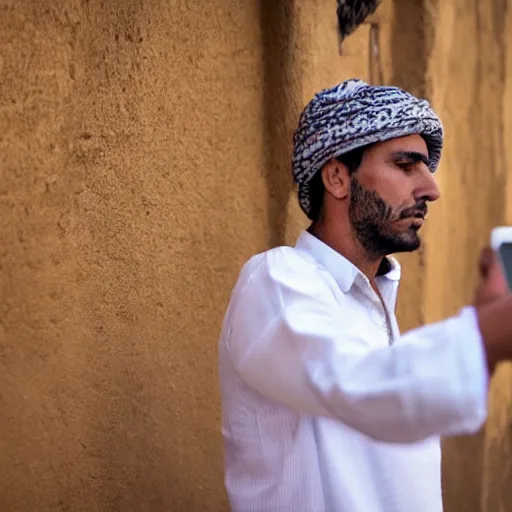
[391,151,430,166]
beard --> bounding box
[349,177,427,258]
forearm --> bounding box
[304,306,488,442]
[477,294,512,373]
[231,307,488,443]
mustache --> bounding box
[398,202,428,220]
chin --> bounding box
[399,236,421,252]
[358,225,422,256]
[388,231,421,253]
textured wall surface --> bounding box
[2,1,512,511]
[1,1,269,510]
[424,2,512,511]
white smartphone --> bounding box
[491,226,512,288]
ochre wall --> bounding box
[1,1,269,510]
[2,1,512,511]
[422,2,512,510]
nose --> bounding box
[415,169,441,203]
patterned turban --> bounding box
[292,79,444,219]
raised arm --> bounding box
[226,257,491,443]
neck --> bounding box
[308,218,384,280]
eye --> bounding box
[396,161,414,173]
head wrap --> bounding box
[292,79,444,219]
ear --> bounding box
[321,158,351,200]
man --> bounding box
[218,79,512,511]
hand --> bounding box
[474,248,511,374]
[474,247,508,308]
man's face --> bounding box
[348,134,440,257]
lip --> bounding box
[410,217,424,226]
[399,214,425,221]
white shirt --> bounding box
[218,230,489,512]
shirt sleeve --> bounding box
[226,255,489,443]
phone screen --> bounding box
[498,242,512,289]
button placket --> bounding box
[354,274,393,344]
[370,291,393,344]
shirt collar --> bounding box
[294,230,401,293]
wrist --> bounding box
[476,295,512,371]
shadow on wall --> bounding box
[260,0,300,249]
[389,0,431,97]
